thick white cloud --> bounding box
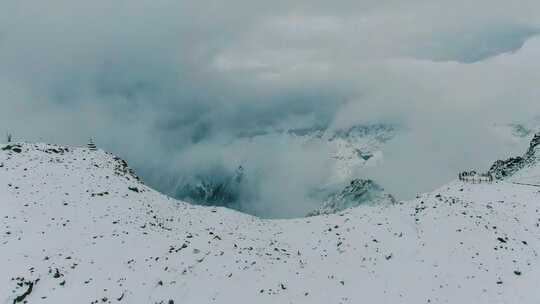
[1,0,540,216]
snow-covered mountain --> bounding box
[2,140,540,303]
[307,179,396,216]
[172,123,398,213]
[489,132,540,181]
[284,123,397,184]
[174,166,245,209]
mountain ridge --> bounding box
[168,123,397,215]
[2,141,540,303]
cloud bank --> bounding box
[1,0,540,217]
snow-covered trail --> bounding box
[1,143,540,303]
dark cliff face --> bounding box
[174,166,245,208]
[489,132,540,180]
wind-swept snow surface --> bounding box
[2,143,540,303]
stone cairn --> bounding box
[87,138,97,151]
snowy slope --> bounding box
[2,143,540,303]
[511,165,540,186]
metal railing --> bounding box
[458,171,494,183]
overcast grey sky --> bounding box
[1,0,540,216]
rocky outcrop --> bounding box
[525,132,540,159]
[489,132,540,180]
[112,156,142,182]
[328,123,396,143]
[307,179,396,216]
[1,144,22,153]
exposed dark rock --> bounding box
[2,144,22,153]
[12,279,35,304]
[117,293,125,301]
[112,156,142,182]
[489,132,540,180]
[488,157,525,180]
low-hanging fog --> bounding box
[1,0,540,217]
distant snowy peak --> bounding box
[508,123,536,138]
[288,123,398,184]
[172,123,398,212]
[307,179,396,216]
[287,123,397,145]
[489,132,540,180]
[326,126,395,183]
[493,116,540,142]
[328,124,397,142]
